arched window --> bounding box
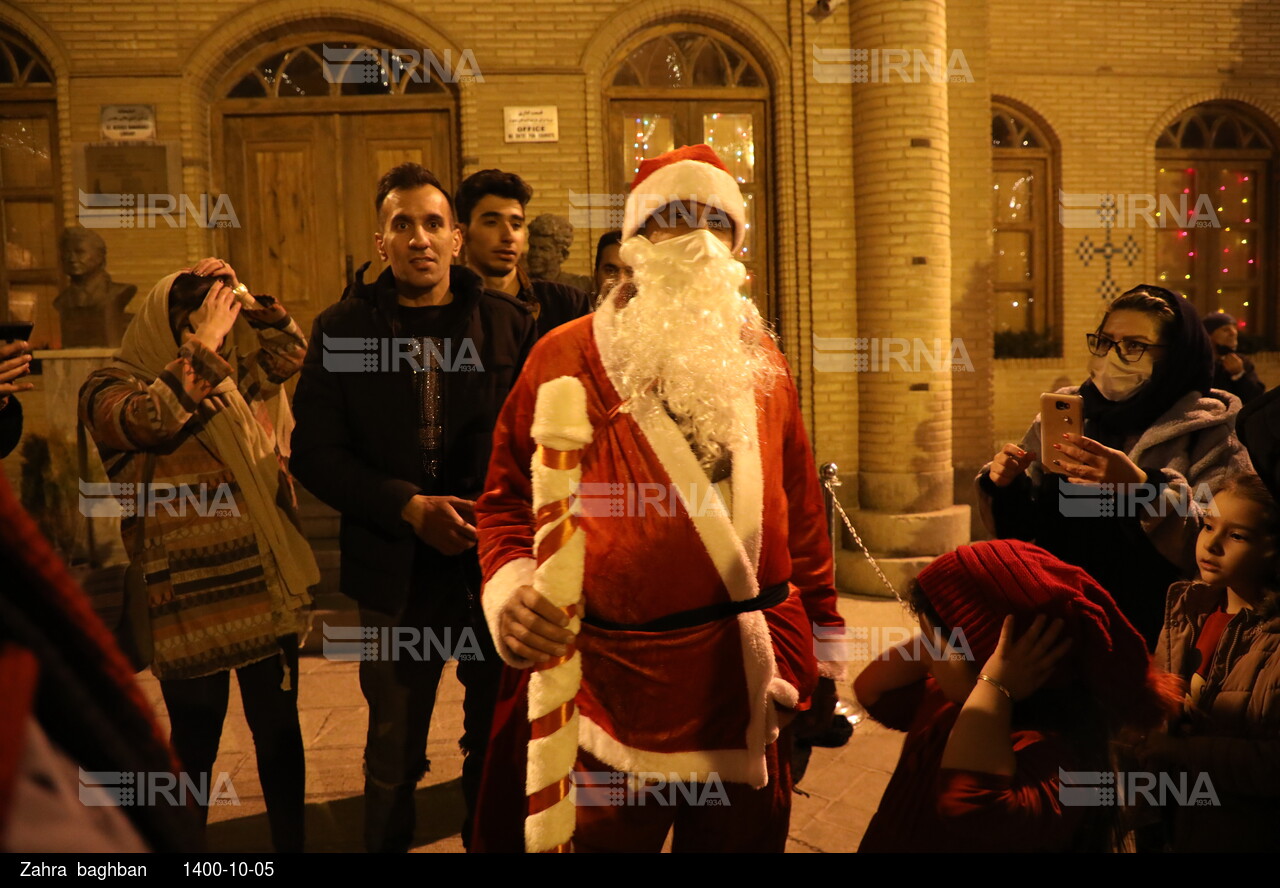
[227,41,453,98]
[1155,102,1276,348]
[0,27,60,347]
[991,101,1060,357]
[605,27,771,309]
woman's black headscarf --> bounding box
[1079,284,1215,449]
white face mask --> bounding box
[1088,349,1153,401]
[621,227,737,267]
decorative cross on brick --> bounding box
[1074,195,1142,299]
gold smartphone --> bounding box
[1040,392,1083,475]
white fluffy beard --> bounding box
[600,230,778,471]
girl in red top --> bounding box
[856,539,1178,852]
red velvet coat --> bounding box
[473,313,842,850]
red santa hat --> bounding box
[622,144,747,252]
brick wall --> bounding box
[986,0,1280,449]
[7,0,1280,523]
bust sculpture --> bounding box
[54,226,136,348]
[526,214,593,293]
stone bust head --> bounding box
[526,214,574,280]
[54,226,136,347]
[60,226,109,283]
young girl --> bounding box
[1143,473,1280,851]
[856,539,1178,852]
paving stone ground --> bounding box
[133,594,915,853]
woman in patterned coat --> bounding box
[79,258,318,852]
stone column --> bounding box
[843,0,969,594]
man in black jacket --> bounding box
[456,168,593,337]
[290,163,535,852]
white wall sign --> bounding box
[504,106,559,143]
[100,105,156,142]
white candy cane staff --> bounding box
[525,375,592,853]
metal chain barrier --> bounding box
[820,462,902,604]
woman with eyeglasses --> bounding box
[977,284,1253,649]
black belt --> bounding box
[581,581,790,633]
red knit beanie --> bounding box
[916,539,1176,729]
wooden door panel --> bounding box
[223,110,455,331]
[339,111,453,285]
[223,115,342,336]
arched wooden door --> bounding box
[216,39,458,336]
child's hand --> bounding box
[979,614,1073,701]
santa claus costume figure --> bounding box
[472,144,845,853]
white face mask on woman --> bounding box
[1088,349,1154,401]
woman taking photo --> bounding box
[79,258,317,852]
[977,284,1252,647]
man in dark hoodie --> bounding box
[1203,312,1265,406]
[290,163,535,852]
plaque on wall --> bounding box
[504,106,559,143]
[73,141,183,229]
[100,105,157,142]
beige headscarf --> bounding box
[113,272,317,613]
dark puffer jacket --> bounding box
[290,264,535,615]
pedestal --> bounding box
[25,347,127,564]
